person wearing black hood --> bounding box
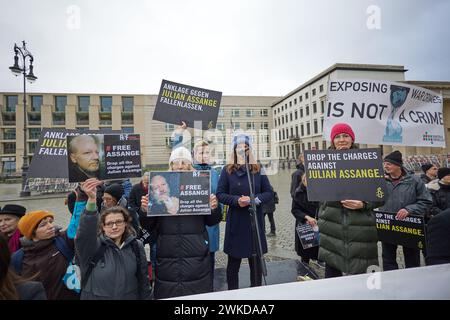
[426,167,450,219]
[290,153,305,199]
[380,150,432,270]
[420,163,438,185]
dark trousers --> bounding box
[226,255,262,290]
[265,212,276,232]
[382,242,420,271]
[210,252,215,291]
[325,264,343,278]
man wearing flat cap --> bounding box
[0,204,26,253]
[380,150,432,271]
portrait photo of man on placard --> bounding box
[148,172,180,216]
[67,134,104,182]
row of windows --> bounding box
[3,95,135,113]
[276,118,324,140]
[274,101,325,127]
[224,109,269,117]
[278,140,328,158]
[164,122,270,132]
[274,84,324,115]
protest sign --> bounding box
[296,223,319,250]
[67,134,142,182]
[323,79,445,147]
[304,148,387,201]
[374,210,425,250]
[153,79,222,130]
[147,171,211,216]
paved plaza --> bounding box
[0,168,424,279]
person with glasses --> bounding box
[11,210,78,300]
[75,178,152,300]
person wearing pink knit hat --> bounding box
[317,122,380,278]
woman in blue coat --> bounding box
[216,134,274,290]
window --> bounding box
[260,109,268,117]
[278,131,281,141]
[218,109,224,117]
[307,122,311,135]
[216,122,225,130]
[5,95,18,112]
[281,105,284,111]
[295,126,299,137]
[78,96,90,112]
[307,142,311,150]
[261,122,269,130]
[3,142,16,154]
[306,105,310,116]
[165,137,172,147]
[285,115,288,123]
[263,150,270,158]
[313,102,317,114]
[282,117,284,125]
[2,160,15,173]
[28,128,41,139]
[30,95,42,112]
[289,101,292,107]
[295,111,298,120]
[320,84,324,92]
[294,98,297,105]
[300,108,303,118]
[54,96,67,112]
[301,124,304,137]
[278,108,280,113]
[165,123,174,132]
[246,110,253,117]
[315,141,319,150]
[321,100,324,114]
[321,118,324,132]
[314,119,318,134]
[305,92,309,99]
[299,95,302,102]
[322,141,327,149]
[122,96,134,112]
[29,142,38,153]
[122,127,134,134]
[312,89,316,96]
[232,122,240,130]
[2,128,15,140]
[290,113,293,121]
[261,135,269,143]
[282,130,285,140]
[302,143,305,152]
[274,109,277,115]
[100,96,112,112]
[232,109,240,117]
[247,122,255,130]
[290,127,294,136]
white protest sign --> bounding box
[323,79,445,147]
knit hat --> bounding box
[104,183,124,202]
[169,147,192,164]
[330,123,355,142]
[0,204,26,218]
[438,167,450,180]
[18,210,54,239]
[421,163,433,174]
[232,134,252,149]
[383,150,403,167]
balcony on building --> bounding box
[289,134,300,141]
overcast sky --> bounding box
[1,0,449,96]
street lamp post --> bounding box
[9,41,38,197]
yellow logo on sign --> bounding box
[376,187,384,199]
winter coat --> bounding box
[291,184,319,259]
[16,281,47,300]
[426,179,450,219]
[75,208,152,300]
[318,199,380,275]
[216,165,274,258]
[153,208,222,299]
[8,229,21,254]
[14,231,78,300]
[425,208,450,265]
[194,163,221,253]
[380,171,432,216]
[420,173,433,185]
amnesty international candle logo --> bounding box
[153,79,222,130]
[304,148,387,202]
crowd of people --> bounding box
[1,122,450,300]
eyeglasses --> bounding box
[104,219,125,228]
